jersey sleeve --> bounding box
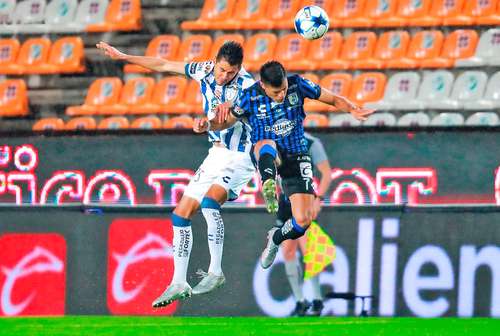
[297,75,321,100]
[231,90,251,119]
[184,61,215,81]
[309,136,329,166]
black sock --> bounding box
[258,153,276,183]
[272,218,307,245]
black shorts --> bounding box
[277,151,315,198]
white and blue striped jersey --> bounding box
[185,61,255,153]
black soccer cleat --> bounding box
[308,300,324,316]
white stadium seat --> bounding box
[362,112,397,126]
[456,29,500,67]
[417,70,456,110]
[0,0,16,23]
[397,112,430,127]
[465,112,499,126]
[69,0,108,30]
[463,71,500,110]
[43,0,79,32]
[430,113,464,126]
[430,71,488,110]
[329,113,362,127]
[365,72,422,111]
[11,0,46,33]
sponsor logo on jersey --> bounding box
[265,119,296,136]
[287,92,299,106]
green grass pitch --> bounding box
[0,316,497,336]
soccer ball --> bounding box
[294,6,329,40]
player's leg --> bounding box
[254,140,281,213]
[298,235,323,316]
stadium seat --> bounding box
[138,76,188,114]
[449,0,500,26]
[417,70,456,110]
[65,116,97,130]
[243,33,278,72]
[462,71,500,110]
[430,113,464,126]
[341,31,377,69]
[305,73,351,113]
[387,30,444,69]
[42,0,79,32]
[86,0,141,32]
[266,0,302,29]
[11,0,47,33]
[164,116,194,129]
[43,37,85,74]
[363,112,397,126]
[98,116,129,129]
[0,0,16,29]
[0,79,29,117]
[306,32,348,70]
[16,37,51,74]
[397,112,431,126]
[181,0,237,31]
[349,72,387,106]
[413,0,470,27]
[182,80,203,114]
[130,116,162,129]
[361,30,410,69]
[420,30,478,68]
[32,117,64,131]
[66,77,123,116]
[214,0,271,30]
[456,29,500,67]
[69,0,108,32]
[209,34,245,60]
[432,71,488,110]
[329,0,372,28]
[176,34,212,62]
[303,113,329,127]
[366,0,399,28]
[301,72,320,84]
[0,38,21,74]
[102,77,155,115]
[124,35,180,73]
[274,33,311,71]
[465,112,499,126]
[377,0,433,27]
[329,113,361,127]
[365,72,421,111]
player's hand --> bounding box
[193,117,210,133]
[214,101,232,124]
[96,41,128,60]
[348,105,376,121]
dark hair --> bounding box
[216,41,244,66]
[260,61,287,87]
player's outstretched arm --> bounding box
[317,87,375,121]
[96,41,186,75]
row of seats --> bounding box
[0,37,85,74]
[125,29,500,74]
[182,0,500,31]
[32,115,196,130]
[0,0,141,34]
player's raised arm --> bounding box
[96,41,186,75]
[317,87,375,121]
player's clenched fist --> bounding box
[193,117,210,133]
[214,101,232,124]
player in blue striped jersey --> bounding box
[97,41,256,306]
[206,61,374,269]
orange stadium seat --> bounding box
[377,0,433,27]
[446,0,500,26]
[32,118,65,131]
[98,116,130,130]
[243,33,278,72]
[421,30,478,68]
[329,0,372,28]
[302,72,320,84]
[212,0,271,30]
[0,79,29,117]
[135,76,189,114]
[87,0,141,32]
[0,38,21,75]
[305,73,352,112]
[182,80,204,115]
[266,0,302,29]
[274,34,311,71]
[181,0,237,30]
[130,116,163,129]
[387,30,445,69]
[361,30,411,69]
[177,35,212,62]
[16,37,51,74]
[164,116,195,129]
[66,78,123,116]
[340,32,377,69]
[414,0,469,27]
[101,77,156,115]
[209,34,245,59]
[124,35,180,74]
[65,117,97,130]
[306,32,348,70]
[349,72,387,106]
[366,0,399,28]
[300,0,335,13]
[304,113,329,127]
[42,37,85,74]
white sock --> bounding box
[201,207,224,275]
[309,275,322,300]
[172,225,193,284]
[285,258,304,302]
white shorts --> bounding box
[183,146,255,203]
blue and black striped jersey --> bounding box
[232,74,321,154]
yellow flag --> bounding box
[303,220,336,280]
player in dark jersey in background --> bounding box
[197,61,374,269]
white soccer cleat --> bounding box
[192,269,226,295]
[152,282,192,308]
[262,179,279,214]
[260,227,280,269]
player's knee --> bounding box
[293,214,312,228]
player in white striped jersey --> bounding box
[97,41,255,307]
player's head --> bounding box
[214,41,243,86]
[259,61,288,103]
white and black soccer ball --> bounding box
[294,6,329,41]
